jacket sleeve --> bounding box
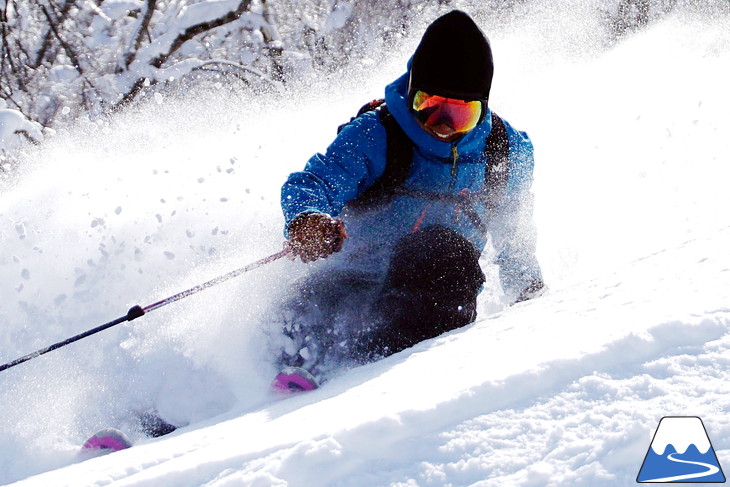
[281,111,387,235]
[488,121,544,302]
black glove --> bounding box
[515,278,544,304]
[286,213,347,263]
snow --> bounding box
[0,103,44,151]
[2,5,730,487]
[102,1,145,21]
[325,1,354,33]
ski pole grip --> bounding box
[126,305,145,321]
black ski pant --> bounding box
[354,224,485,360]
[278,225,485,375]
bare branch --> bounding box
[32,0,75,68]
[192,59,281,88]
[114,77,148,110]
[1,1,20,81]
[38,4,84,76]
[0,88,28,115]
[14,129,41,145]
[151,0,253,69]
[259,0,284,82]
[123,0,157,69]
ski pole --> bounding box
[0,247,291,373]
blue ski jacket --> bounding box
[281,70,542,301]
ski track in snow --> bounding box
[2,4,730,487]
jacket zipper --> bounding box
[449,144,459,190]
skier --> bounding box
[273,10,544,391]
[79,9,545,451]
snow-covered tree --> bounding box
[0,1,379,128]
[1,0,289,126]
[0,100,43,178]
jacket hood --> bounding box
[384,69,493,160]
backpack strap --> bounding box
[350,104,414,208]
[484,113,509,188]
[337,99,387,134]
[482,112,510,210]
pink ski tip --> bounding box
[272,367,319,394]
[82,428,133,452]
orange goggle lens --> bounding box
[412,90,483,134]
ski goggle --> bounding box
[411,90,484,134]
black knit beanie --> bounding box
[410,10,493,101]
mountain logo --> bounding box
[637,416,726,483]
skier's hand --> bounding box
[286,213,347,263]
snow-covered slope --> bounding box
[2,5,729,486]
